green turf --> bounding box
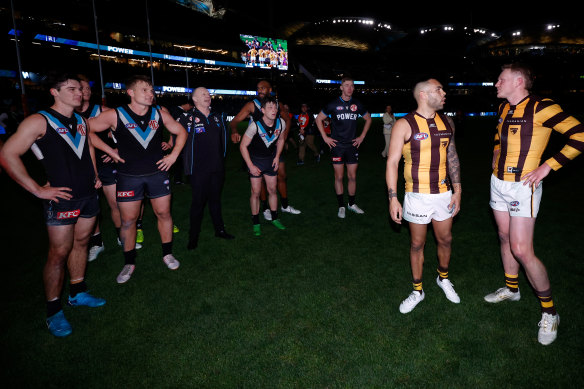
[1,118,583,388]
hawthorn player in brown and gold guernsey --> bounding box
[402,111,453,194]
[493,96,584,182]
[485,63,584,346]
[386,78,462,314]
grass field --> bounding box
[1,117,583,388]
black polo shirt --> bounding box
[179,108,227,175]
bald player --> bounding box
[230,79,301,218]
[485,63,584,345]
[386,78,462,314]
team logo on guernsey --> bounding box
[350,104,357,112]
[510,201,520,206]
[511,128,518,135]
[441,141,448,148]
[117,107,160,149]
[414,133,429,141]
[39,111,87,160]
[256,119,282,148]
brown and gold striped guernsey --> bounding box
[403,112,453,194]
[493,95,584,182]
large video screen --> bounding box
[240,34,288,71]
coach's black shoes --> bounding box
[215,230,235,240]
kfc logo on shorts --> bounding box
[56,209,80,219]
[149,120,159,130]
[126,123,138,130]
[510,201,520,206]
[57,127,68,134]
[350,104,357,112]
[77,124,86,136]
[414,133,429,141]
[336,106,344,111]
[117,191,135,197]
[332,157,342,162]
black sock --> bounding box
[162,242,173,257]
[115,227,121,239]
[348,195,356,206]
[136,219,143,230]
[46,299,62,318]
[124,249,137,265]
[89,233,102,247]
[70,280,87,298]
[261,200,269,211]
[252,214,260,225]
[337,194,344,208]
[271,210,278,221]
[281,197,289,209]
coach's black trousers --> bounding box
[189,169,225,242]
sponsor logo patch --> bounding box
[56,209,80,219]
[414,133,429,141]
[194,117,200,123]
[336,106,344,111]
[332,157,342,162]
[117,191,135,197]
[164,180,170,185]
[77,124,86,135]
[350,104,357,112]
[125,123,138,129]
[195,127,206,134]
[507,166,520,173]
[510,201,520,206]
[57,127,68,134]
[149,120,159,130]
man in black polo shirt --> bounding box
[179,87,234,250]
[315,76,372,218]
[0,74,105,337]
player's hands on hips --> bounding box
[324,136,337,149]
[352,135,365,147]
[156,154,177,171]
[108,150,125,164]
[161,141,172,151]
[448,192,461,217]
[36,185,73,203]
[101,154,113,164]
[389,198,403,224]
[521,163,551,187]
[231,132,241,144]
